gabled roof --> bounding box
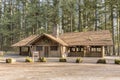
[12,30,113,47]
[60,30,113,46]
[12,35,40,47]
[12,33,68,47]
[43,34,68,46]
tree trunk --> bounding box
[104,0,107,30]
[111,5,116,55]
[78,0,82,32]
[95,0,98,31]
[117,10,120,56]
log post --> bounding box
[83,46,86,57]
[30,46,34,62]
[102,46,105,57]
[59,45,62,57]
[60,46,62,57]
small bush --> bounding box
[6,58,16,63]
[97,59,106,64]
[25,57,33,62]
[38,57,47,62]
[76,58,83,63]
[114,59,120,64]
[59,57,67,62]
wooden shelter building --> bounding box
[12,30,113,57]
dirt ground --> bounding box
[0,53,120,80]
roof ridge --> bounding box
[43,33,68,46]
[61,30,110,35]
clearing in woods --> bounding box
[0,53,119,80]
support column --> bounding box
[60,46,66,57]
[102,46,105,57]
[61,46,64,57]
[110,46,112,56]
[83,46,86,57]
[59,45,62,57]
[30,46,34,62]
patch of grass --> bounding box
[59,57,67,62]
[114,59,120,64]
[76,58,83,63]
[38,57,47,62]
[25,57,33,63]
[97,59,106,64]
[6,58,16,63]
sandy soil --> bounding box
[0,53,119,80]
[0,62,119,80]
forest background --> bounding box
[0,0,119,55]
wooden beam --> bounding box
[83,46,86,57]
[30,46,34,62]
[61,46,63,57]
[102,46,105,57]
[59,45,62,57]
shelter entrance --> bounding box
[44,46,49,57]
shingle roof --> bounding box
[60,30,113,46]
[12,34,68,47]
[43,33,68,46]
[12,35,40,47]
[12,30,113,47]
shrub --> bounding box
[59,57,67,62]
[76,58,83,63]
[6,58,16,63]
[97,59,106,64]
[25,57,33,63]
[114,59,120,64]
[38,57,47,62]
